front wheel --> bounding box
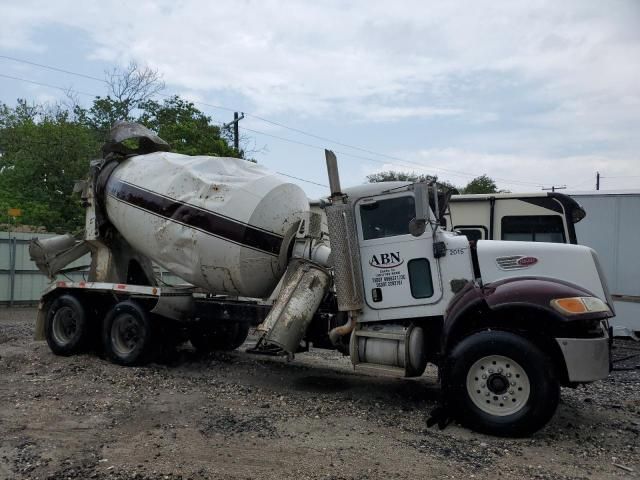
[444,330,559,437]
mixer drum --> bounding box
[104,152,310,297]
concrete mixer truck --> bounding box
[30,122,614,436]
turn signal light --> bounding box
[550,297,610,315]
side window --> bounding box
[408,258,434,299]
[359,196,415,240]
[454,226,486,242]
[501,215,566,243]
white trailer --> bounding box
[447,192,584,244]
[565,190,640,337]
[447,191,639,337]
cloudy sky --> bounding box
[1,0,639,197]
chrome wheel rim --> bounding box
[466,355,531,416]
[52,306,77,346]
[111,313,142,356]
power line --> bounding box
[0,55,105,82]
[0,78,327,190]
[0,53,424,161]
[0,55,549,188]
[244,112,542,187]
[0,68,543,188]
[275,172,328,188]
[568,177,596,189]
[0,68,541,187]
[0,73,97,98]
[244,126,544,187]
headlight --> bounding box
[550,296,611,315]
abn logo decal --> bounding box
[369,252,404,269]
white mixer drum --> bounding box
[104,152,310,297]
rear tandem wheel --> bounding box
[44,294,91,356]
[102,300,158,366]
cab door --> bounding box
[356,192,443,310]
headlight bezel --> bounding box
[550,296,611,315]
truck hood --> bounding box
[476,240,610,305]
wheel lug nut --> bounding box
[497,368,503,373]
[482,374,487,379]
[485,392,490,397]
[502,395,508,400]
[510,381,516,386]
[481,383,486,388]
[506,373,511,377]
[488,369,494,373]
[509,390,514,395]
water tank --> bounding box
[104,152,309,298]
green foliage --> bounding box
[460,174,500,194]
[138,96,239,157]
[0,93,241,232]
[366,170,458,190]
[0,100,101,232]
[74,96,133,139]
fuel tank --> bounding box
[103,151,310,297]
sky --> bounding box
[1,0,639,198]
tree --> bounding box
[75,62,166,138]
[105,61,165,118]
[0,92,243,232]
[460,174,500,194]
[366,170,457,190]
[0,64,249,232]
[138,96,239,158]
[0,100,101,232]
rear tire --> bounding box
[189,322,249,353]
[102,300,157,366]
[44,294,90,356]
[444,330,560,437]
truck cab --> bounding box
[347,183,472,322]
[319,159,613,435]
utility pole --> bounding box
[596,172,600,190]
[222,112,245,152]
[542,185,567,193]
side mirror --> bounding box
[410,183,429,237]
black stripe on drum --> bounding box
[107,179,283,256]
[116,179,282,237]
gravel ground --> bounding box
[1,307,639,480]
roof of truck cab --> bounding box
[451,192,552,201]
[342,182,412,200]
[308,182,413,205]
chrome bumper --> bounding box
[556,327,610,383]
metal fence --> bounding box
[1,231,185,306]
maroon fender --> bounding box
[442,276,612,353]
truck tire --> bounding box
[189,322,250,353]
[444,330,560,437]
[44,294,90,356]
[102,300,157,366]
